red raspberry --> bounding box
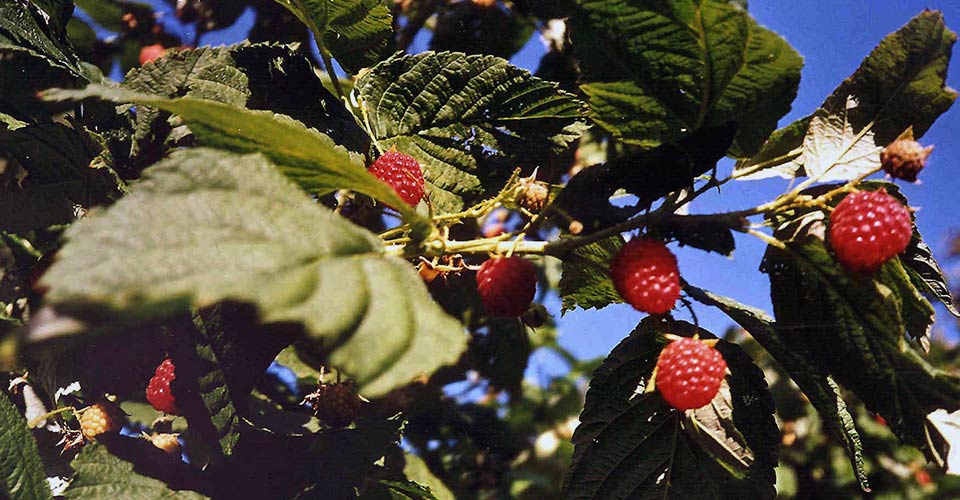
[139,44,167,65]
[303,381,364,428]
[476,257,537,317]
[80,402,124,440]
[369,151,425,207]
[655,337,727,410]
[880,139,933,182]
[146,358,182,415]
[609,238,680,314]
[828,188,912,273]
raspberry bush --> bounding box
[0,1,959,499]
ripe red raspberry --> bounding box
[609,238,680,314]
[139,44,166,65]
[303,381,364,428]
[828,188,912,273]
[146,358,182,415]
[476,257,537,318]
[369,151,425,207]
[80,402,124,440]
[148,433,182,458]
[655,337,727,410]
[880,139,933,182]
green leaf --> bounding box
[430,2,535,60]
[0,391,53,500]
[736,10,957,180]
[761,236,960,456]
[44,85,418,220]
[63,444,209,500]
[401,454,454,500]
[569,0,802,154]
[558,236,623,313]
[41,149,466,397]
[0,122,123,231]
[684,285,870,491]
[562,318,778,500]
[73,0,155,34]
[356,51,586,213]
[273,0,392,73]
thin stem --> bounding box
[320,50,346,100]
[27,406,74,428]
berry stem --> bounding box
[27,405,76,428]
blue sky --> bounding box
[86,1,960,377]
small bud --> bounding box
[568,220,584,235]
[517,178,550,214]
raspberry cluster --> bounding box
[655,338,727,411]
[146,358,182,415]
[303,381,364,428]
[80,402,124,440]
[476,257,537,318]
[609,238,680,314]
[828,188,912,273]
[369,151,426,207]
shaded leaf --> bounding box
[0,122,123,231]
[430,2,535,60]
[552,123,737,232]
[558,236,623,313]
[0,391,53,500]
[41,149,466,397]
[273,0,392,73]
[684,285,870,491]
[659,217,736,256]
[356,51,586,213]
[63,443,209,500]
[570,0,802,154]
[761,235,960,456]
[562,317,778,500]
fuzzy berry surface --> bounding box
[304,382,363,428]
[609,238,680,314]
[369,151,425,207]
[655,338,727,411]
[880,139,933,183]
[829,189,912,273]
[80,402,124,440]
[149,433,182,458]
[146,358,182,415]
[139,44,166,65]
[476,257,537,318]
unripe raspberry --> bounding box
[148,433,182,458]
[828,188,912,273]
[516,178,550,214]
[609,238,680,314]
[369,151,426,207]
[146,358,182,415]
[139,44,166,65]
[80,402,124,440]
[476,257,538,318]
[303,381,363,428]
[655,338,727,410]
[880,139,933,182]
